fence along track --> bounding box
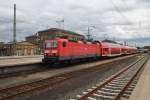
[71,55,149,100]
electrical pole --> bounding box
[87,26,90,40]
[62,19,64,29]
[87,25,95,41]
[13,4,16,43]
[13,4,16,55]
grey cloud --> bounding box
[0,0,150,46]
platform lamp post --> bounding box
[87,25,96,41]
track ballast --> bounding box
[71,55,149,100]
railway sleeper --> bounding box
[125,88,134,92]
[130,80,138,85]
[123,92,132,96]
[128,84,136,88]
[82,91,88,95]
[110,80,128,84]
[107,83,126,88]
[115,77,130,81]
[87,97,97,100]
[90,93,114,100]
[97,90,118,96]
[111,79,129,83]
[104,85,122,90]
[101,88,121,93]
[122,93,130,99]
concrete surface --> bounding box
[0,55,43,60]
[129,58,150,100]
[0,55,43,67]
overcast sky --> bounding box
[0,0,150,46]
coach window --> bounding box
[62,42,67,47]
[104,48,109,51]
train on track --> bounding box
[42,38,137,64]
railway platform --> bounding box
[129,57,150,100]
[0,55,43,67]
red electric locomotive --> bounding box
[43,38,101,63]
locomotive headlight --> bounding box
[51,50,57,53]
[44,50,50,53]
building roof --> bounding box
[6,41,36,46]
[26,35,37,38]
[38,28,84,37]
[16,41,36,46]
[102,39,117,44]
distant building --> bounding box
[14,41,38,56]
[25,35,40,54]
[0,42,4,45]
[37,28,85,53]
[0,41,38,56]
[0,42,8,56]
[25,35,38,45]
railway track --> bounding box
[0,63,47,79]
[0,54,144,100]
[71,55,149,100]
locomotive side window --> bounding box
[62,42,67,47]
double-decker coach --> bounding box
[100,42,122,57]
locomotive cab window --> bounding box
[46,42,51,48]
[46,41,57,48]
[62,42,67,47]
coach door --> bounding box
[103,48,109,56]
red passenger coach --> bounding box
[43,38,101,63]
[101,42,122,57]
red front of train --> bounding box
[43,38,101,63]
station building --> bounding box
[0,41,38,56]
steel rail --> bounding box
[115,55,150,99]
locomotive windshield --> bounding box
[46,41,57,48]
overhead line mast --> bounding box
[13,4,17,55]
[13,4,16,43]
